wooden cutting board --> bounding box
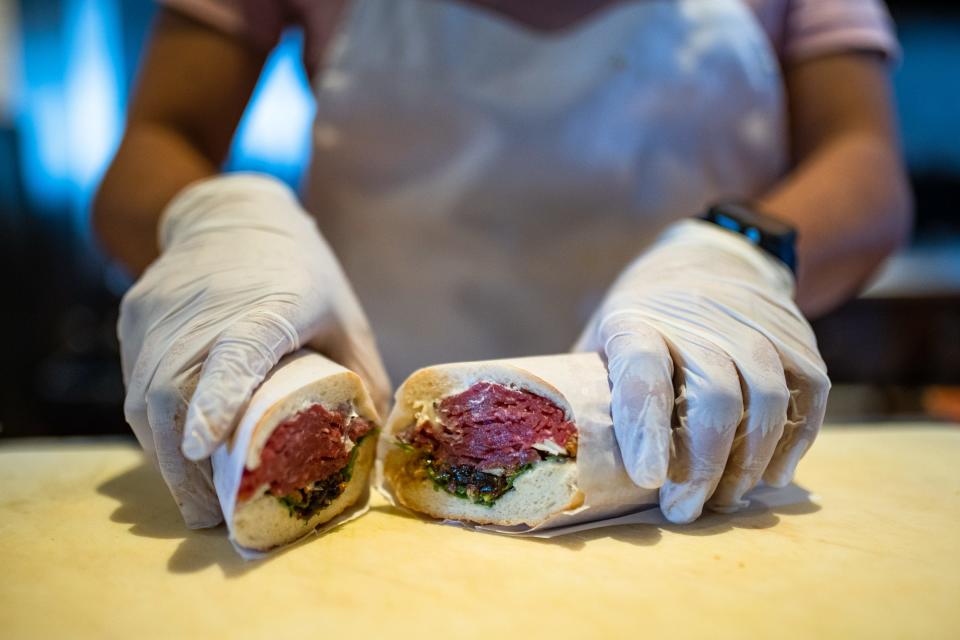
[1,425,958,639]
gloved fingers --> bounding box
[122,397,157,462]
[122,358,158,457]
[600,314,674,489]
[122,329,199,460]
[712,295,829,488]
[763,363,830,487]
[182,309,299,461]
[659,337,743,524]
[145,360,222,529]
[706,334,790,513]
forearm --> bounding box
[754,53,913,318]
[93,123,217,275]
[759,130,913,317]
[92,8,266,277]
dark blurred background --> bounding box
[0,0,958,439]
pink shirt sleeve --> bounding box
[749,0,900,64]
[158,0,345,74]
[160,0,285,51]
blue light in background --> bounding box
[894,19,960,174]
[62,0,122,200]
[226,29,316,188]
[18,0,124,226]
[17,1,314,226]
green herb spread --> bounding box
[396,440,569,507]
[277,432,373,520]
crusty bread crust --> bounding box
[383,362,582,527]
[232,436,376,551]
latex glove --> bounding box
[575,219,830,523]
[118,173,390,528]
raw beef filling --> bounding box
[238,404,374,519]
[398,382,577,505]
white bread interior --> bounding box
[233,436,376,551]
[383,362,582,526]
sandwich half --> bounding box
[212,350,381,553]
[382,360,586,527]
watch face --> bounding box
[705,203,797,274]
[709,203,796,237]
[743,226,762,244]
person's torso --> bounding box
[304,0,788,381]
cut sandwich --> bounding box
[382,360,587,527]
[212,350,381,553]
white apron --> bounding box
[305,0,787,381]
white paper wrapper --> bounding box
[376,353,815,536]
[212,349,378,560]
[376,353,661,533]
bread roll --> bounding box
[212,350,381,554]
[380,353,655,529]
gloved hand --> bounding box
[575,219,830,523]
[118,173,390,528]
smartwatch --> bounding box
[701,202,798,275]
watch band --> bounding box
[702,202,798,275]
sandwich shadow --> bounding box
[96,457,269,577]
[98,456,822,564]
[362,484,819,550]
[544,484,821,549]
[491,483,821,550]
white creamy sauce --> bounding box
[532,440,568,456]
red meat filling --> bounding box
[400,382,578,471]
[237,404,374,502]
